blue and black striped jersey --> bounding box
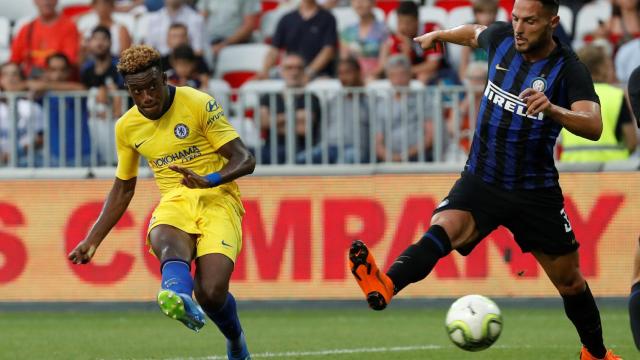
[465,22,600,189]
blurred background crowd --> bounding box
[0,0,638,167]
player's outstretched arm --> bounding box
[68,177,137,264]
[169,138,256,189]
[414,24,487,51]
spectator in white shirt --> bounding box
[197,0,261,58]
[144,0,205,55]
[615,38,640,83]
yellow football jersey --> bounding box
[115,86,241,204]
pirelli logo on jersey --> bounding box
[484,80,544,120]
[150,145,202,168]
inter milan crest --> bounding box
[531,77,547,92]
[174,123,189,139]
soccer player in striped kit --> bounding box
[348,1,622,359]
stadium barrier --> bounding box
[0,172,637,301]
[0,85,490,167]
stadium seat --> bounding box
[0,0,37,22]
[77,12,135,37]
[0,48,10,64]
[12,16,34,38]
[0,16,10,49]
[259,6,295,42]
[331,6,386,33]
[446,6,508,29]
[306,78,343,106]
[59,0,92,18]
[207,78,233,115]
[434,0,471,11]
[112,12,136,35]
[238,79,285,116]
[573,0,611,46]
[387,6,448,33]
[215,44,272,89]
[133,12,151,45]
[558,5,573,37]
[366,79,425,93]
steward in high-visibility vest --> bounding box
[561,44,635,162]
[561,83,630,162]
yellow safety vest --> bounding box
[560,83,629,162]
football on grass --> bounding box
[445,294,503,351]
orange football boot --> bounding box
[580,346,623,360]
[348,240,395,310]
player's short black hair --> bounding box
[91,25,111,40]
[537,0,560,15]
[170,44,196,62]
[396,1,419,18]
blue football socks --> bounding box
[160,259,193,295]
[206,292,243,341]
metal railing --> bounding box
[1,85,637,174]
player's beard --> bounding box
[516,26,553,55]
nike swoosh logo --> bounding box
[134,139,148,149]
[495,64,509,71]
[221,240,232,247]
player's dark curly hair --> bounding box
[117,45,162,76]
[538,0,560,15]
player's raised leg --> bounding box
[533,250,622,360]
[349,209,477,310]
[194,253,250,360]
[150,225,206,332]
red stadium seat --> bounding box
[376,0,401,15]
[223,72,258,90]
[434,0,471,11]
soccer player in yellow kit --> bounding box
[68,45,255,360]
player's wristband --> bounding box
[204,172,222,187]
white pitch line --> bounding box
[138,344,445,360]
[118,343,578,360]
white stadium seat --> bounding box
[0,0,37,22]
[133,12,151,45]
[447,6,508,29]
[558,5,574,37]
[306,78,343,105]
[215,43,271,82]
[0,16,10,49]
[573,0,611,46]
[366,79,425,92]
[331,6,385,33]
[207,78,233,114]
[12,16,35,38]
[0,48,10,63]
[260,6,295,41]
[238,79,285,112]
[387,6,449,33]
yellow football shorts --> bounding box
[147,187,244,262]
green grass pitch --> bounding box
[1,305,633,359]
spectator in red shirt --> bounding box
[380,1,443,83]
[10,0,80,79]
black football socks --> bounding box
[630,281,640,350]
[562,283,607,358]
[386,224,452,294]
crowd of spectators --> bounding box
[0,0,638,166]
